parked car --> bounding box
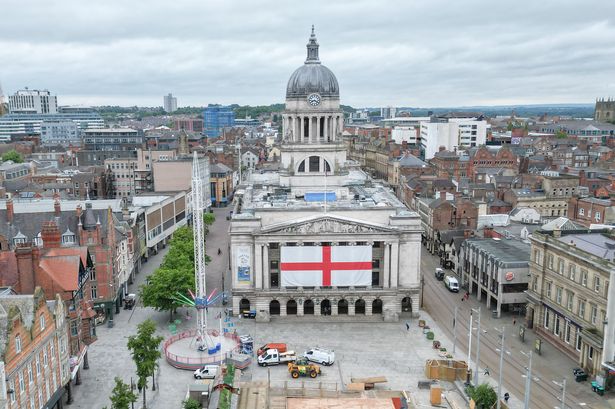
[242,309,256,319]
[194,365,219,379]
[435,268,444,281]
[573,367,588,382]
[303,347,335,366]
[444,276,459,292]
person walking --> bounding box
[483,366,490,376]
[504,392,510,403]
[405,322,410,331]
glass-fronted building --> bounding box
[203,105,235,137]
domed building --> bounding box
[229,28,422,321]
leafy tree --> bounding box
[556,130,568,139]
[103,377,138,409]
[467,383,497,408]
[127,319,164,409]
[1,150,23,163]
[140,226,210,318]
[182,398,201,409]
[203,212,215,235]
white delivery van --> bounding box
[444,276,459,292]
[303,347,335,366]
[257,349,297,366]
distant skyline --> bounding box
[2,0,615,108]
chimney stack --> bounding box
[15,244,35,294]
[439,191,446,200]
[54,199,61,217]
[6,198,14,224]
[76,204,82,219]
[41,221,61,249]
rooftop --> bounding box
[557,233,615,260]
[463,237,531,265]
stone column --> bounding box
[383,242,390,288]
[254,244,262,289]
[390,242,399,288]
[365,298,373,316]
[300,116,304,141]
[263,243,270,289]
[339,116,344,138]
[348,300,355,315]
[331,300,338,316]
[314,300,321,316]
[297,300,304,316]
[280,299,287,317]
[324,115,329,142]
[308,115,313,144]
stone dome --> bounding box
[285,27,339,99]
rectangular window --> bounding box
[36,357,40,375]
[547,254,553,269]
[558,259,564,275]
[28,364,33,384]
[544,310,550,328]
[576,332,582,351]
[581,269,588,286]
[89,268,96,281]
[70,321,78,337]
[589,346,594,360]
[555,317,560,336]
[533,250,540,264]
[591,305,598,325]
[19,372,24,393]
[15,335,22,353]
[40,315,45,330]
[566,291,574,310]
[568,264,576,281]
[43,350,48,367]
[556,287,562,304]
[91,284,97,299]
[594,276,601,292]
[532,276,538,292]
[578,300,586,319]
[270,260,279,270]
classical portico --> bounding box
[229,28,423,322]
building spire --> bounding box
[305,25,320,64]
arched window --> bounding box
[298,161,305,172]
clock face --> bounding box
[308,93,321,106]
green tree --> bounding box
[467,383,497,408]
[182,398,201,409]
[203,212,215,235]
[127,319,164,409]
[139,226,210,319]
[556,130,567,139]
[1,150,23,163]
[104,377,138,409]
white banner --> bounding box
[236,246,251,283]
[280,245,372,287]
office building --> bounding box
[420,116,488,160]
[0,109,104,142]
[83,128,143,151]
[163,93,177,113]
[381,106,397,119]
[204,106,235,137]
[8,89,57,114]
[40,121,80,146]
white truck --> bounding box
[257,348,297,367]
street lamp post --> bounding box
[497,326,505,409]
[553,378,567,409]
[522,350,533,409]
[467,309,473,384]
[453,306,458,355]
[474,307,482,386]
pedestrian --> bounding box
[405,322,410,331]
[483,366,490,376]
[513,318,516,326]
[504,392,510,403]
[465,291,470,300]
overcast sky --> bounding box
[2,0,615,108]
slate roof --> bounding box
[432,179,455,189]
[398,154,427,168]
[541,217,582,231]
[557,233,615,259]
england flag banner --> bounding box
[280,245,372,287]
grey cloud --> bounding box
[1,0,614,107]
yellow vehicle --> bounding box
[287,357,321,379]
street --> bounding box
[421,245,611,409]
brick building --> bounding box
[0,288,69,409]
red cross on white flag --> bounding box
[280,245,372,287]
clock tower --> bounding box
[280,27,347,194]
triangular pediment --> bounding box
[260,214,396,235]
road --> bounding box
[421,246,610,409]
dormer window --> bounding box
[32,232,43,247]
[13,231,27,246]
[62,228,76,245]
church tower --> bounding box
[279,27,348,196]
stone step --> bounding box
[270,314,386,323]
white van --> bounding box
[303,347,335,366]
[444,276,459,292]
